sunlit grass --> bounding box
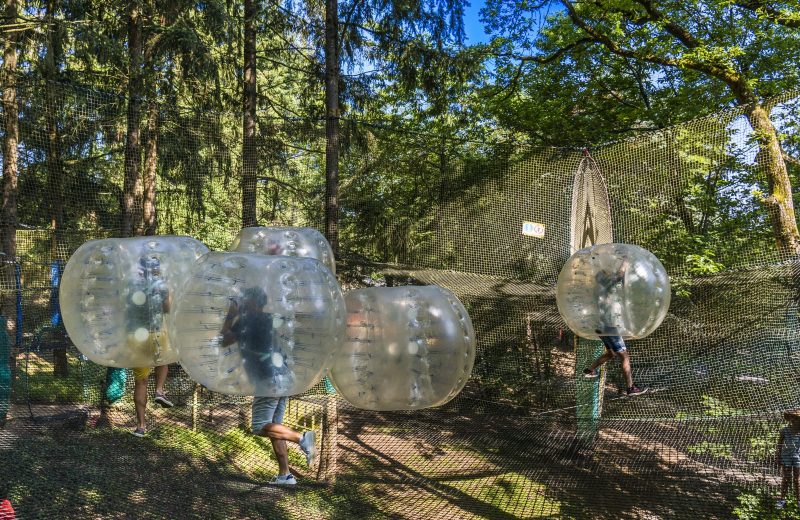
[14,352,104,403]
[442,471,562,518]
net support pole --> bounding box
[192,383,199,432]
[0,316,9,425]
[575,335,604,443]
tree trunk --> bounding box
[324,0,340,256]
[2,0,20,375]
[729,79,800,256]
[242,0,258,228]
[43,0,69,377]
[143,94,158,236]
[747,103,800,256]
[123,0,144,238]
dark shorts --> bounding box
[600,335,627,354]
[781,455,800,467]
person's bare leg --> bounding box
[133,377,148,430]
[154,365,168,396]
[589,350,614,371]
[271,439,290,475]
[617,350,634,389]
[781,466,790,500]
[260,423,302,444]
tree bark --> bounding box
[2,0,20,368]
[242,0,258,228]
[751,104,800,256]
[324,0,340,256]
[44,0,69,377]
[123,0,144,238]
[143,91,158,236]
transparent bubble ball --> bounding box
[329,286,476,411]
[59,236,209,368]
[230,226,336,274]
[556,243,671,340]
[170,252,346,396]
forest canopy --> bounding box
[0,0,798,273]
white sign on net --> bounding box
[522,221,546,238]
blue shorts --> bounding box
[251,396,287,433]
[600,335,627,354]
[782,454,800,467]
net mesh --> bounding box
[1,78,800,519]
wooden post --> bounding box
[191,383,198,432]
[317,394,338,483]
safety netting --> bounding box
[1,78,800,519]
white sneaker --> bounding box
[776,499,786,509]
[270,473,297,485]
[299,431,317,467]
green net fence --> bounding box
[1,78,800,519]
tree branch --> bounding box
[257,53,320,77]
[560,0,742,87]
[632,0,702,49]
[340,21,386,38]
[258,176,312,198]
[484,61,524,102]
[735,0,800,28]
[499,37,594,64]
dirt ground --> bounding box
[2,401,782,519]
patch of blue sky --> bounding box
[726,115,758,166]
[464,0,491,44]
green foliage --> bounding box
[477,0,800,260]
[2,0,797,277]
[747,426,779,462]
[148,422,306,477]
[701,395,746,417]
[686,441,733,459]
[685,253,725,276]
[675,395,746,419]
[733,490,794,520]
[442,471,563,517]
[14,351,104,404]
[733,492,766,520]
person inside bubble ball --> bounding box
[221,287,316,485]
[582,256,648,397]
[129,255,174,438]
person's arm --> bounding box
[162,289,171,313]
[616,258,630,280]
[776,429,785,466]
[220,299,239,347]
